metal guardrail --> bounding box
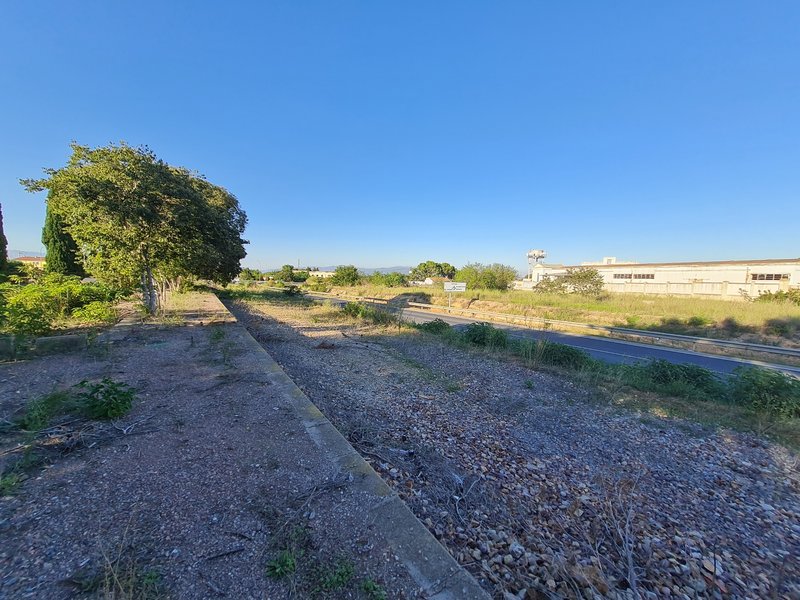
[402,302,800,359]
[305,291,800,359]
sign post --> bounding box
[443,282,467,308]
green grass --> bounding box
[219,285,315,307]
[266,550,297,579]
[413,320,800,448]
[316,559,354,592]
[361,579,388,600]
[327,284,800,341]
[18,379,135,432]
[0,472,22,496]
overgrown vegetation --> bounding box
[330,284,800,342]
[534,267,604,297]
[413,319,800,429]
[455,262,517,290]
[1,379,135,496]
[0,273,121,335]
[756,289,800,306]
[18,379,135,431]
[330,265,361,287]
[342,301,397,326]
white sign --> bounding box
[444,282,466,292]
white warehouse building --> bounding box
[519,256,800,299]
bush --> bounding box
[369,272,408,287]
[304,277,331,292]
[417,318,452,335]
[536,341,592,369]
[755,289,800,305]
[331,265,361,287]
[462,322,508,348]
[534,267,604,296]
[0,274,120,335]
[282,286,303,297]
[70,301,117,325]
[642,360,722,397]
[729,367,800,419]
[616,360,724,401]
[342,302,395,325]
[455,263,517,291]
[77,378,135,420]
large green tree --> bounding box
[23,142,248,312]
[0,203,7,271]
[42,204,85,276]
[410,260,456,280]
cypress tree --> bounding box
[0,203,7,271]
[42,204,84,276]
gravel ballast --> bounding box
[1,295,457,599]
[227,296,800,600]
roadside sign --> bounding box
[444,282,466,292]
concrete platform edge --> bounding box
[214,294,489,599]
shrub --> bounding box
[536,341,592,369]
[369,272,408,287]
[534,267,604,296]
[282,286,303,297]
[77,378,135,420]
[755,289,800,306]
[642,360,722,396]
[266,550,296,579]
[728,367,800,419]
[70,301,117,325]
[304,277,330,292]
[0,274,120,335]
[331,265,361,287]
[455,263,517,291]
[417,318,452,335]
[462,322,508,348]
[342,302,395,325]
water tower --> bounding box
[527,249,546,281]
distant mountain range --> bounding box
[9,250,45,258]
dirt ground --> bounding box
[226,295,800,600]
[0,296,424,599]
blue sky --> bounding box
[1,1,798,273]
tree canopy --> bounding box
[330,265,361,286]
[42,204,84,276]
[410,260,456,280]
[23,143,248,311]
[0,203,7,272]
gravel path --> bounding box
[228,297,800,600]
[0,301,423,599]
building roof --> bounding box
[15,256,46,262]
[563,258,800,269]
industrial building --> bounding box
[517,254,800,299]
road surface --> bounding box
[308,294,800,377]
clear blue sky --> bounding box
[2,1,798,273]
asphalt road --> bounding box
[307,294,800,377]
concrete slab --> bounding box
[211,293,489,599]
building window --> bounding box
[633,274,655,280]
[750,273,789,281]
[613,273,632,279]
